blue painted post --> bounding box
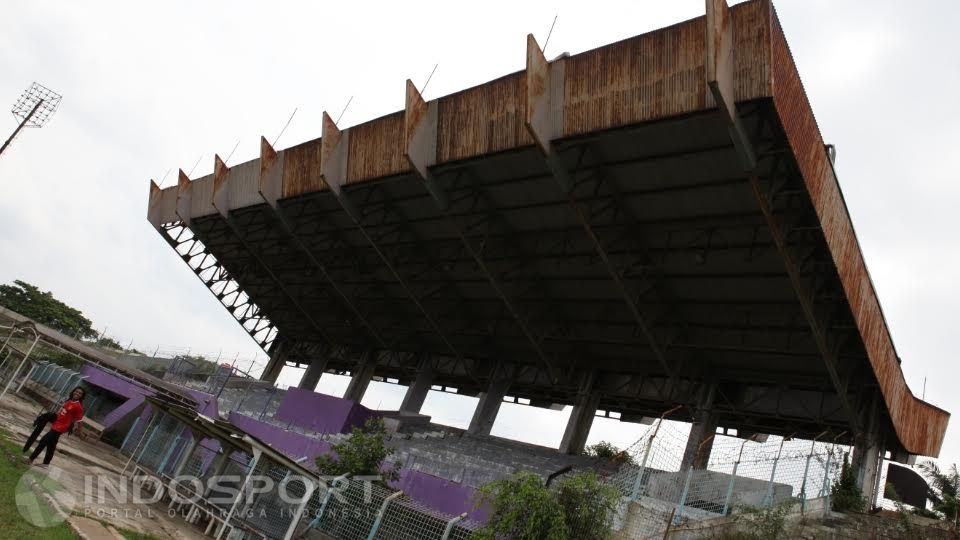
[157,434,183,474]
[765,438,788,507]
[366,491,403,540]
[120,416,141,452]
[674,467,695,524]
[441,513,467,540]
[723,439,751,516]
[629,408,678,501]
[305,474,350,532]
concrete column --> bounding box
[467,364,511,436]
[343,351,375,402]
[399,365,434,414]
[680,382,718,470]
[260,340,287,384]
[852,392,884,508]
[298,357,327,391]
[559,371,600,455]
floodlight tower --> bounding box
[0,82,62,158]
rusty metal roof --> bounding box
[147,0,948,457]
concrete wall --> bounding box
[228,411,487,520]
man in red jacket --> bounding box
[26,386,85,467]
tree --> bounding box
[474,471,620,540]
[315,417,400,483]
[96,336,123,350]
[554,471,620,540]
[474,472,568,540]
[584,441,636,466]
[0,280,95,338]
[917,460,960,529]
[831,453,865,513]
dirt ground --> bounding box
[0,391,209,540]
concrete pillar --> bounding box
[852,392,884,508]
[343,351,375,402]
[260,340,287,384]
[399,366,434,414]
[559,371,600,455]
[298,357,327,391]
[680,382,718,470]
[467,364,511,436]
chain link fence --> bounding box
[603,416,848,538]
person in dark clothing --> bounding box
[23,386,85,467]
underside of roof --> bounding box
[147,0,948,457]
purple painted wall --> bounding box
[184,389,219,417]
[275,388,375,434]
[81,365,154,429]
[228,412,486,521]
[229,412,332,461]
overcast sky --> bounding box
[1,0,957,465]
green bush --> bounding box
[734,501,792,539]
[473,471,620,540]
[315,417,400,484]
[584,441,636,466]
[831,454,865,513]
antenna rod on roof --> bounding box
[335,96,354,125]
[224,139,241,166]
[422,63,439,96]
[273,107,298,147]
[187,154,204,177]
[543,14,558,55]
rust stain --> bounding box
[562,17,707,137]
[770,7,948,456]
[281,137,325,198]
[437,72,533,163]
[347,112,410,183]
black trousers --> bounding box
[22,423,45,453]
[26,430,62,464]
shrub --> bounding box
[473,472,567,540]
[831,454,865,513]
[315,417,400,483]
[474,470,620,540]
[734,501,792,539]
[584,441,635,466]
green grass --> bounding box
[0,427,77,539]
[117,527,164,540]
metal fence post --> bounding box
[441,513,467,540]
[674,467,695,524]
[799,431,827,513]
[305,473,350,533]
[124,412,160,474]
[157,434,183,474]
[629,405,680,500]
[0,330,39,399]
[821,432,845,513]
[366,490,403,540]
[217,448,262,540]
[765,436,789,507]
[16,363,39,392]
[283,478,318,540]
[120,416,142,453]
[722,438,751,516]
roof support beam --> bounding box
[404,81,562,384]
[212,141,389,350]
[319,112,473,375]
[701,0,859,433]
[151,180,277,353]
[177,169,336,350]
[525,34,678,386]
